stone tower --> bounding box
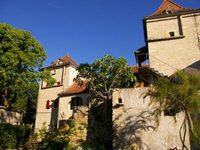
[34,55,78,132]
[135,0,200,76]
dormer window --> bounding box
[162,8,173,14]
[56,62,62,65]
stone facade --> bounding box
[34,56,79,132]
[34,1,199,149]
[113,88,190,150]
[146,11,200,76]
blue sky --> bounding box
[0,0,199,66]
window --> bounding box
[162,8,173,14]
[118,98,123,104]
[51,69,56,75]
[70,97,83,110]
[169,31,175,37]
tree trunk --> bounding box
[185,110,200,146]
[180,114,188,150]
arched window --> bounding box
[70,97,83,110]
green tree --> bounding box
[74,55,136,149]
[0,23,54,111]
[74,55,135,101]
[148,71,200,149]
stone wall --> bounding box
[0,108,22,125]
[112,88,190,150]
[68,107,88,147]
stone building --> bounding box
[112,0,200,149]
[34,55,88,132]
[34,0,199,149]
[135,0,200,76]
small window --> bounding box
[169,31,175,37]
[51,69,56,75]
[70,97,83,110]
[162,8,173,14]
[118,98,123,104]
[57,81,61,85]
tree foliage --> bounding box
[74,55,135,149]
[74,55,136,102]
[0,123,31,149]
[148,71,200,148]
[0,23,54,111]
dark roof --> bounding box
[59,81,88,97]
[135,46,148,54]
[134,46,149,64]
[42,55,78,70]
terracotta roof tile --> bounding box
[131,66,139,73]
[44,55,78,69]
[59,55,78,67]
[151,0,191,16]
[131,65,149,73]
[59,81,88,97]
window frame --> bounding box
[70,97,83,110]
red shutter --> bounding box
[46,100,50,109]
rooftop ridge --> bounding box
[42,54,78,70]
[59,54,77,66]
[166,0,185,9]
[59,80,89,96]
[151,0,191,16]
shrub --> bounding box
[0,123,31,149]
[41,130,70,150]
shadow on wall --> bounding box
[0,107,22,125]
[113,110,155,150]
[49,98,59,131]
[184,60,200,74]
[86,100,113,150]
